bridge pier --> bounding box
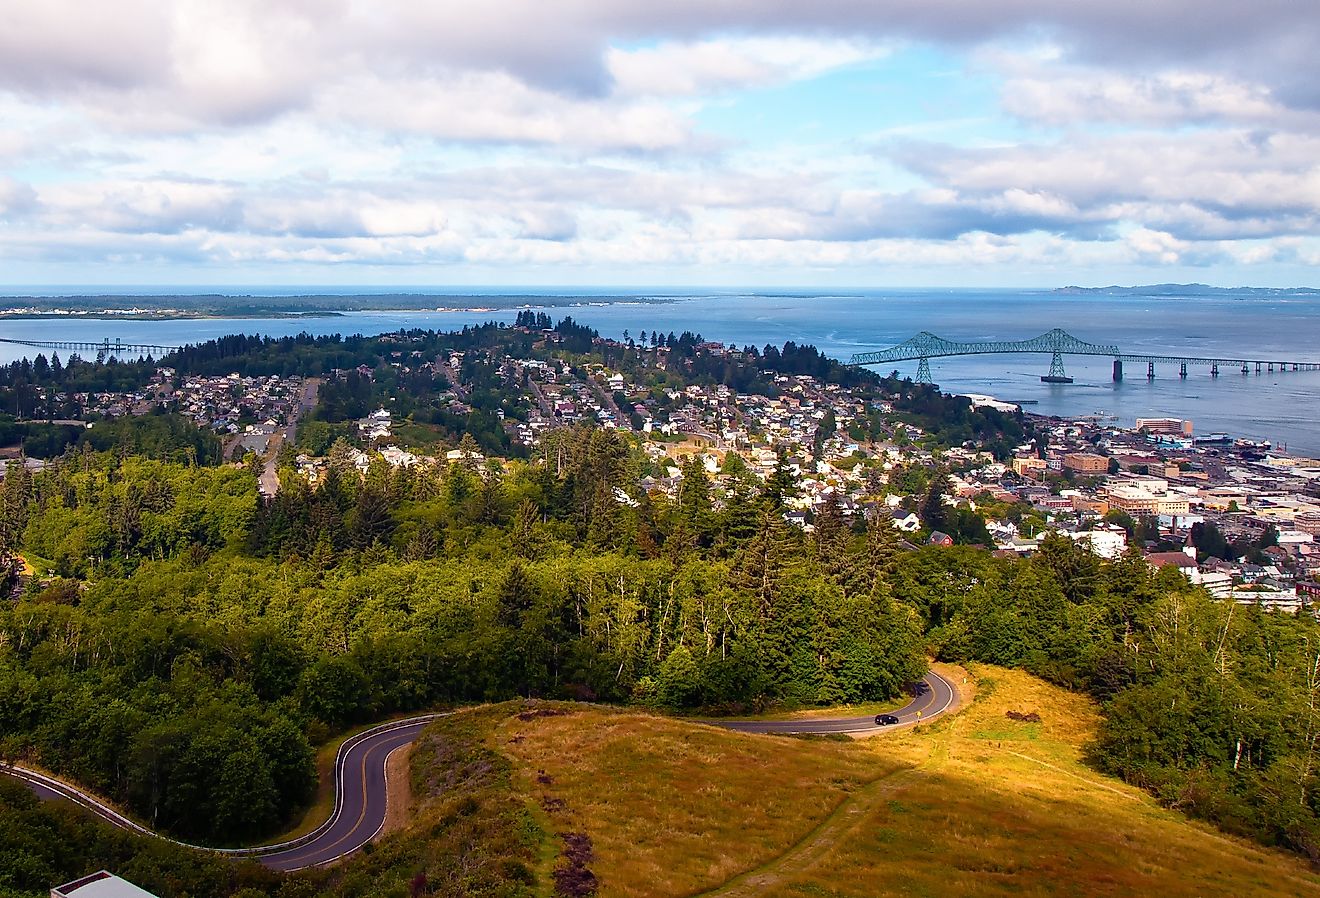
[1180,362,1187,378]
[1148,361,1155,380]
[1241,364,1249,375]
[1211,363,1219,377]
[1112,359,1123,382]
[1269,363,1274,372]
[915,357,932,384]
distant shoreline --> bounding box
[0,293,684,318]
[0,310,347,321]
[1053,283,1320,297]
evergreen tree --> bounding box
[920,471,951,533]
[761,448,799,508]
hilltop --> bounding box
[331,667,1320,897]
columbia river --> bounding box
[2,289,1318,454]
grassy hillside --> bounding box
[497,704,903,896]
[370,668,1320,898]
[725,665,1320,897]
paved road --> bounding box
[257,716,432,870]
[4,713,443,871]
[711,670,957,735]
[259,377,320,498]
[6,671,956,870]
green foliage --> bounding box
[0,777,280,898]
[899,529,1320,860]
[0,413,221,463]
[3,446,930,852]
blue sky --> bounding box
[1,1,1319,289]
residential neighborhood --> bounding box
[6,329,1319,611]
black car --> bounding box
[874,713,900,726]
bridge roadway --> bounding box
[0,337,178,355]
[3,672,955,870]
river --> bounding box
[2,289,1317,454]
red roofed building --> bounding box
[1146,551,1199,572]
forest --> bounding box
[2,429,1319,889]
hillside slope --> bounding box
[415,669,1319,898]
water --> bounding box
[2,289,1318,454]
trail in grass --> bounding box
[694,765,930,898]
[698,724,954,898]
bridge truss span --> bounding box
[847,328,1320,383]
[849,328,1121,366]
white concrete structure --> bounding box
[52,872,159,898]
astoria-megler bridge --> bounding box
[847,328,1320,384]
[0,337,178,356]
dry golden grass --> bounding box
[489,668,1320,898]
[748,664,1320,898]
[720,695,908,722]
[495,704,903,898]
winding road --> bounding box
[4,713,445,871]
[712,669,958,735]
[5,672,956,870]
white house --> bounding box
[889,509,921,532]
[1068,526,1128,560]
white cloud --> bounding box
[0,177,37,218]
[3,1,1320,283]
[999,65,1310,129]
[1125,227,1189,264]
[321,71,698,151]
[891,130,1320,239]
[606,36,882,97]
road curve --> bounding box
[3,713,447,871]
[6,671,957,870]
[709,669,957,735]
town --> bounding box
[5,319,1317,611]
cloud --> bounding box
[320,71,699,151]
[888,130,1320,240]
[0,178,37,218]
[4,2,1319,131]
[606,36,882,97]
[3,2,1320,284]
[1000,69,1298,129]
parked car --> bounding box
[874,713,900,725]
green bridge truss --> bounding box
[847,328,1320,383]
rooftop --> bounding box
[52,871,160,898]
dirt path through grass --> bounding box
[694,764,931,898]
[698,719,958,898]
[696,676,972,898]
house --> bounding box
[889,508,921,532]
[1297,580,1320,604]
[927,530,954,547]
[1147,550,1199,573]
[52,871,160,898]
[1069,526,1127,560]
[1012,455,1048,477]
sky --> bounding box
[2,1,1320,289]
